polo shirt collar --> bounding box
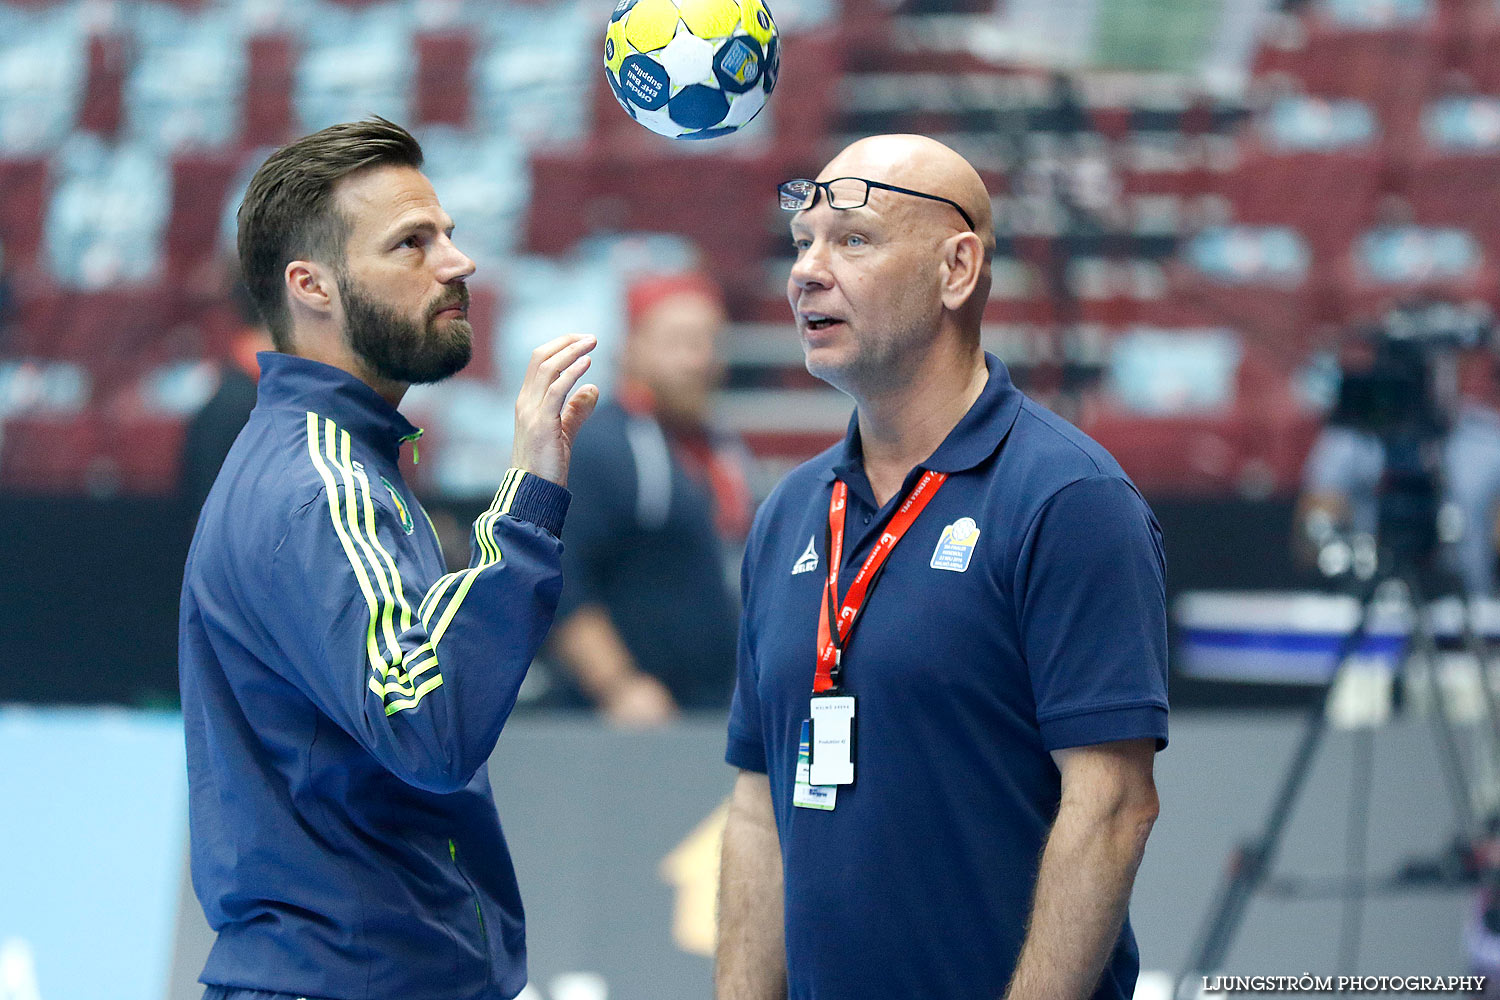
[255,351,422,455]
[822,352,1023,484]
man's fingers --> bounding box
[561,384,600,439]
[528,335,596,389]
[535,341,596,393]
[525,333,591,384]
[542,354,593,411]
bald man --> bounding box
[716,135,1167,1000]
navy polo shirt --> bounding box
[726,353,1168,1000]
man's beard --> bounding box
[338,271,473,385]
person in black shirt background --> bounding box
[546,272,752,725]
[179,281,273,514]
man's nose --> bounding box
[789,241,832,291]
[436,235,477,282]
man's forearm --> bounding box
[1005,746,1159,1000]
[716,772,787,1000]
[551,604,640,702]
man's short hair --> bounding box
[237,117,423,351]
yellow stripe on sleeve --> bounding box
[305,412,391,679]
[324,420,408,677]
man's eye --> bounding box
[845,234,867,248]
[399,236,420,249]
[793,239,811,252]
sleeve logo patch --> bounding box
[930,517,980,572]
[381,476,415,534]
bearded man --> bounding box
[178,117,597,1000]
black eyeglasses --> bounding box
[778,176,976,231]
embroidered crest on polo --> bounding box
[791,535,819,575]
[931,516,980,572]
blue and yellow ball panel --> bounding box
[668,84,730,129]
[620,54,671,110]
[712,35,762,94]
[677,0,742,40]
[741,0,774,45]
[623,0,681,52]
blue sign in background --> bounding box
[0,708,186,1000]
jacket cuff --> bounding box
[502,469,570,538]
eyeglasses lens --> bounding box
[824,178,869,209]
[779,180,815,211]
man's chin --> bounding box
[803,346,855,391]
[406,322,473,384]
[365,339,472,386]
[409,348,472,385]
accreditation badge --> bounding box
[793,719,837,810]
[808,693,856,786]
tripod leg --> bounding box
[1176,577,1384,998]
[1338,725,1373,974]
[1454,594,1500,819]
[1405,573,1480,840]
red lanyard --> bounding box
[814,470,947,692]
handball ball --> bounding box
[604,0,780,140]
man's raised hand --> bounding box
[511,333,599,487]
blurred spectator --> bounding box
[178,284,272,514]
[1356,197,1481,284]
[546,273,751,725]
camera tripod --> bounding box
[1176,553,1500,998]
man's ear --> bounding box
[939,232,985,312]
[285,260,335,317]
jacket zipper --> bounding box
[449,838,491,981]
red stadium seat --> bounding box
[1219,146,1382,261]
[1253,18,1438,124]
[3,409,187,495]
[1158,259,1339,364]
[77,35,126,139]
[0,415,101,493]
[1080,408,1252,494]
[102,414,186,494]
[1455,4,1500,92]
[0,157,49,276]
[11,288,199,392]
[463,284,499,383]
[415,33,473,128]
[1403,152,1500,260]
[242,35,295,149]
[165,154,241,269]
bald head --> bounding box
[818,134,994,254]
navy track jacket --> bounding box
[180,352,569,1000]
